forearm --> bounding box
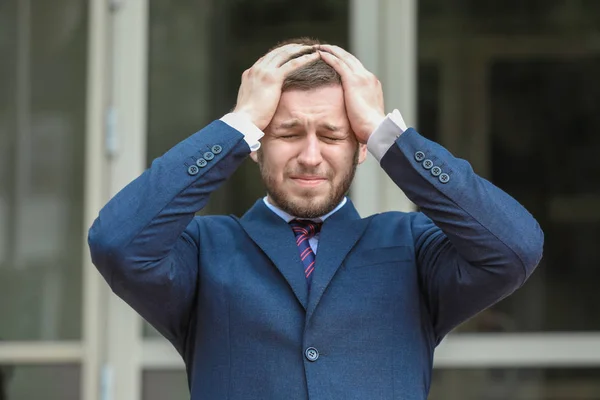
[380,125,543,277]
[88,120,250,284]
[369,117,544,339]
[88,120,251,346]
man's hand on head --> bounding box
[232,44,320,131]
[317,45,386,144]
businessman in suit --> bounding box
[89,38,544,399]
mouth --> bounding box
[290,176,327,187]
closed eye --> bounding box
[322,136,345,142]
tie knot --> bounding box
[290,220,322,238]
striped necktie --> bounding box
[289,220,322,288]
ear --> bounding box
[357,143,368,164]
[249,150,259,163]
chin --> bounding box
[267,182,345,219]
[285,195,338,219]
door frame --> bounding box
[100,0,149,399]
[100,1,600,400]
[0,1,108,400]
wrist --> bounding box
[363,114,386,142]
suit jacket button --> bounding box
[187,165,199,176]
[415,151,425,162]
[422,159,433,170]
[211,145,222,154]
[431,166,442,176]
[439,173,450,183]
[204,151,215,161]
[305,347,319,362]
[196,158,207,168]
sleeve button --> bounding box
[188,165,199,176]
[439,173,450,183]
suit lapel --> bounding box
[306,200,369,322]
[239,200,309,309]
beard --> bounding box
[257,148,360,219]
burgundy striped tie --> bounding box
[290,220,322,288]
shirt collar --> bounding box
[262,196,347,223]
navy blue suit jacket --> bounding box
[88,119,543,399]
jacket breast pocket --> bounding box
[344,245,413,269]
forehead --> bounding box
[272,85,347,122]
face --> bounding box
[250,85,368,218]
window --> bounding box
[418,0,600,333]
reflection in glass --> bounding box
[418,0,600,332]
[0,0,87,340]
[0,364,80,400]
[485,59,600,332]
[429,368,600,400]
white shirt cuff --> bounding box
[366,109,408,163]
[220,113,264,151]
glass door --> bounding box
[418,0,600,398]
[0,0,107,399]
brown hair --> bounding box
[269,37,342,91]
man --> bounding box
[89,38,543,399]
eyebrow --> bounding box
[320,123,343,132]
[277,120,301,130]
[276,120,343,132]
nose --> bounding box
[296,134,323,167]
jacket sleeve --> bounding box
[88,121,250,351]
[378,119,544,344]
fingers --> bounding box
[318,44,365,72]
[249,44,299,69]
[317,49,353,78]
[247,42,367,83]
[262,44,314,69]
[280,51,320,74]
[247,44,320,81]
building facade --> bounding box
[1,0,599,399]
